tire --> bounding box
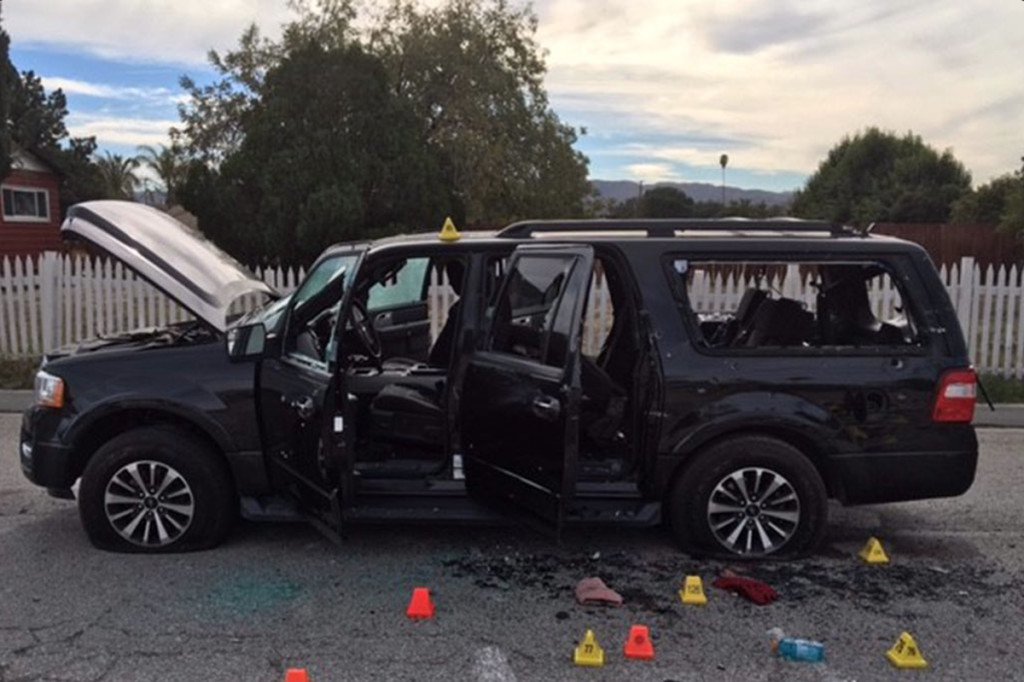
[78,426,235,553]
[668,435,827,559]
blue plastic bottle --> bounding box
[767,628,826,663]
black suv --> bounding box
[19,201,979,557]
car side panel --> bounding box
[622,244,978,506]
[22,342,268,493]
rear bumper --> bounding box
[831,448,978,505]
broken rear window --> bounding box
[671,259,921,351]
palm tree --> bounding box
[95,151,140,200]
[137,144,186,206]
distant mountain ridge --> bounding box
[592,180,794,207]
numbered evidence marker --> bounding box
[573,629,606,667]
[624,625,655,661]
[859,536,891,565]
[886,632,928,669]
[679,575,708,606]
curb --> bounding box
[974,404,1024,428]
[0,390,31,413]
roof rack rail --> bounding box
[496,218,856,239]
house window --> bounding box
[1,186,50,222]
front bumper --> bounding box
[19,408,77,489]
[831,447,978,505]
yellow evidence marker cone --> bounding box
[573,629,606,668]
[679,575,708,606]
[886,632,928,669]
[859,537,891,565]
[438,216,461,242]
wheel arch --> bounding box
[663,424,834,505]
[67,403,236,484]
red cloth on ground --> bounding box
[712,575,778,605]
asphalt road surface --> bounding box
[1,414,1022,682]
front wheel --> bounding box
[668,435,827,558]
[78,426,235,553]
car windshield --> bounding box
[291,254,359,309]
[233,253,361,332]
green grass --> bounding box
[979,373,1024,404]
[0,357,39,390]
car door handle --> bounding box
[290,395,316,420]
[531,395,561,421]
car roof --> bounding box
[317,218,925,260]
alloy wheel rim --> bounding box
[706,467,800,556]
[103,460,194,547]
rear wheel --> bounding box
[78,426,235,553]
[668,435,827,558]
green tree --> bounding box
[199,43,450,266]
[137,144,186,205]
[951,174,1020,225]
[640,186,696,217]
[95,152,140,199]
[791,128,972,225]
[368,0,589,223]
[0,25,15,178]
[175,0,590,263]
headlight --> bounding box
[34,370,65,409]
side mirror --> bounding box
[226,323,266,362]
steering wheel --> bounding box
[349,297,383,367]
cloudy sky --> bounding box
[5,0,1023,191]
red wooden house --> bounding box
[0,149,62,259]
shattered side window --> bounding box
[673,259,921,351]
[490,254,574,363]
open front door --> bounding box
[461,244,594,535]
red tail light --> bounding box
[932,369,977,424]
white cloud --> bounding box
[623,163,680,183]
[6,1,292,66]
[40,76,178,104]
[536,0,1024,183]
[65,114,177,148]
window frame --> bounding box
[281,252,361,370]
[662,252,931,358]
[1,184,50,223]
[487,252,580,369]
[366,256,432,313]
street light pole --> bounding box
[719,154,729,209]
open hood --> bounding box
[62,201,275,332]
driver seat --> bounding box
[369,382,445,451]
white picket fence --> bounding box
[1,253,1022,378]
[0,253,304,357]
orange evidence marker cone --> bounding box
[624,625,655,661]
[406,587,437,620]
[284,669,311,682]
[573,629,606,667]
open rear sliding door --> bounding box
[460,244,594,535]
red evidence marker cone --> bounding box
[406,587,437,620]
[624,624,655,660]
[284,669,311,682]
